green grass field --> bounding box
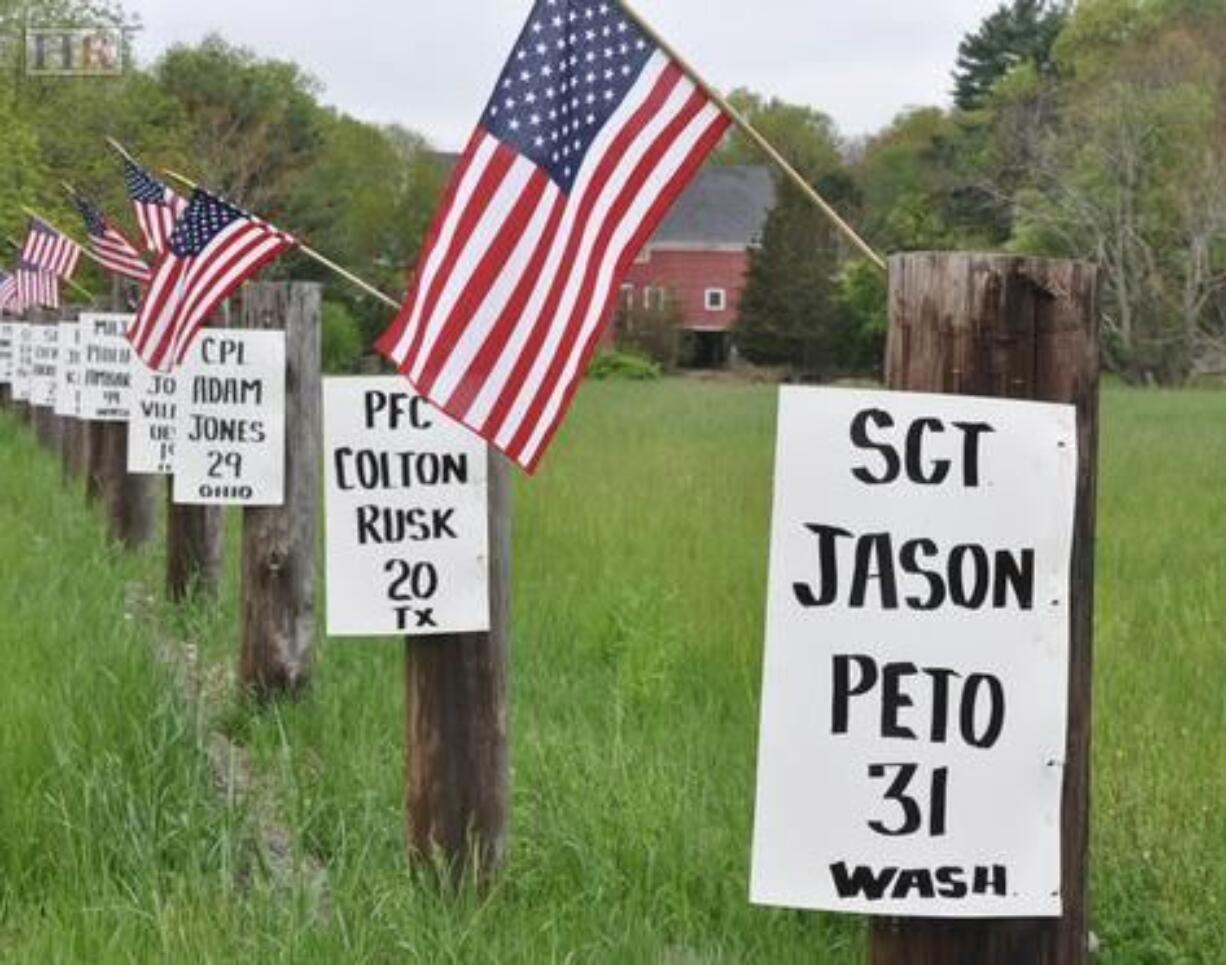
[0,382,1223,963]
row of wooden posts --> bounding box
[1,279,512,891]
[1,254,1099,963]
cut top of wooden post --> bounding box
[886,252,1100,404]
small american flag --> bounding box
[15,262,59,311]
[123,157,189,256]
[74,195,152,284]
[21,218,81,280]
[377,0,730,472]
[0,270,17,314]
[130,188,297,371]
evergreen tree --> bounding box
[953,0,1067,111]
[735,180,844,379]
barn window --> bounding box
[619,284,635,309]
[643,286,667,310]
[705,288,727,311]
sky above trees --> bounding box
[121,0,1004,148]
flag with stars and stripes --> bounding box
[123,157,189,256]
[14,262,59,311]
[129,188,297,371]
[21,218,81,280]
[377,0,730,472]
[74,194,152,284]
[0,270,18,314]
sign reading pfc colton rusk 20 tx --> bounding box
[751,387,1078,919]
[173,329,285,507]
[323,377,490,638]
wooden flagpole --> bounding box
[615,0,887,272]
[161,169,403,311]
[5,235,94,299]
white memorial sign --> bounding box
[30,323,59,409]
[173,329,285,506]
[0,322,14,384]
[12,324,33,402]
[79,313,133,421]
[54,322,82,419]
[323,377,490,637]
[128,359,178,475]
[752,387,1078,919]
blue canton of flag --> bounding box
[484,1,654,192]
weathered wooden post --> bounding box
[405,449,512,883]
[166,498,224,602]
[870,252,1100,965]
[239,282,321,698]
[166,314,225,602]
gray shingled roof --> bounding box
[651,165,775,247]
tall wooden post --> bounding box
[166,497,224,602]
[239,282,322,699]
[870,253,1100,965]
[165,314,225,602]
[405,448,512,883]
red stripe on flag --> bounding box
[479,64,687,440]
[518,112,731,471]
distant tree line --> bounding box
[728,0,1226,386]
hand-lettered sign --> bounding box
[54,322,82,419]
[12,324,34,402]
[128,358,178,475]
[751,387,1078,919]
[323,377,490,637]
[173,329,285,506]
[79,313,134,421]
[30,323,60,409]
[0,322,14,384]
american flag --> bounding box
[15,262,59,311]
[74,194,152,284]
[123,157,189,256]
[130,188,297,371]
[377,0,730,472]
[21,218,82,280]
[0,270,17,314]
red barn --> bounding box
[614,165,775,367]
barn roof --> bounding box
[651,165,775,248]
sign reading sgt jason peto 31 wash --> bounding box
[173,329,285,507]
[323,377,490,637]
[751,387,1078,920]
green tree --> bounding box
[735,180,845,379]
[712,89,842,182]
[954,0,1068,111]
[154,35,324,211]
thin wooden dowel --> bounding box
[616,0,886,272]
[4,235,94,299]
[161,169,403,311]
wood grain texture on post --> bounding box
[871,253,1100,965]
[239,282,322,699]
[167,494,224,603]
[406,448,511,883]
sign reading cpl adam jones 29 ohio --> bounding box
[323,377,490,638]
[173,329,285,507]
[751,387,1078,920]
